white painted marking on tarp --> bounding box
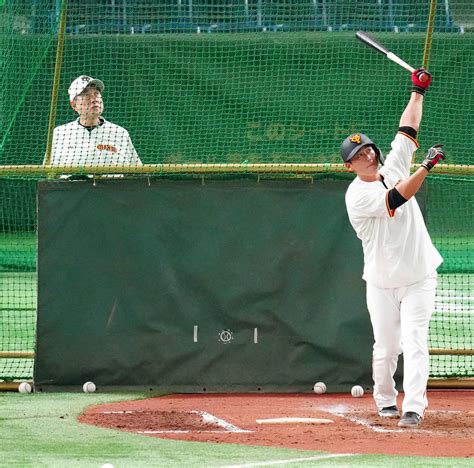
[254,327,258,343]
[193,325,198,342]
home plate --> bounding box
[256,417,334,424]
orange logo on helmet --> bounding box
[350,134,361,144]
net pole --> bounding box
[429,349,474,356]
[411,0,437,165]
[428,379,474,389]
[43,0,68,166]
[423,0,437,68]
[0,163,472,176]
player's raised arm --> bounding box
[399,69,432,131]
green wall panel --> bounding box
[35,177,375,392]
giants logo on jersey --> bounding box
[97,144,118,153]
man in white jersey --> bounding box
[340,68,445,428]
[46,75,142,169]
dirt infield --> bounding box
[79,391,474,458]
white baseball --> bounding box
[18,382,32,393]
[313,382,326,394]
[351,385,364,398]
[83,381,96,393]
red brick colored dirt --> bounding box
[79,391,474,458]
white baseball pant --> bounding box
[366,272,437,417]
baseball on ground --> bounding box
[83,381,96,393]
[18,382,32,393]
[351,385,364,397]
[313,382,327,394]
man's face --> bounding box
[345,145,378,176]
[71,85,104,118]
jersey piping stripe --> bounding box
[381,176,396,218]
[385,191,396,218]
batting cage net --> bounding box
[0,0,472,383]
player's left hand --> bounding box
[412,68,432,95]
[421,144,445,171]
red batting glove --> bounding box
[412,68,432,95]
[421,144,446,171]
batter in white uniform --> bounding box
[47,75,142,168]
[340,69,445,428]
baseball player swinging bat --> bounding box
[356,31,428,82]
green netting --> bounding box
[426,176,473,377]
[0,0,472,381]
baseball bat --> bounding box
[355,31,415,73]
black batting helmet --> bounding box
[340,133,384,164]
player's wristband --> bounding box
[412,86,426,96]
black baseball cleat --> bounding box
[398,411,422,427]
[378,405,400,418]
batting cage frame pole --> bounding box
[44,0,68,167]
[0,164,472,177]
[428,379,474,389]
[423,0,437,69]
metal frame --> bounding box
[0,163,472,176]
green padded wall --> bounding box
[35,177,376,392]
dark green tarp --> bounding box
[35,177,375,392]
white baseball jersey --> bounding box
[48,118,142,166]
[345,132,443,289]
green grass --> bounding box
[1,392,472,467]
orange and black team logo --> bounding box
[350,134,361,144]
[97,144,118,153]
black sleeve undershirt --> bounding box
[387,187,408,210]
[398,126,418,140]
